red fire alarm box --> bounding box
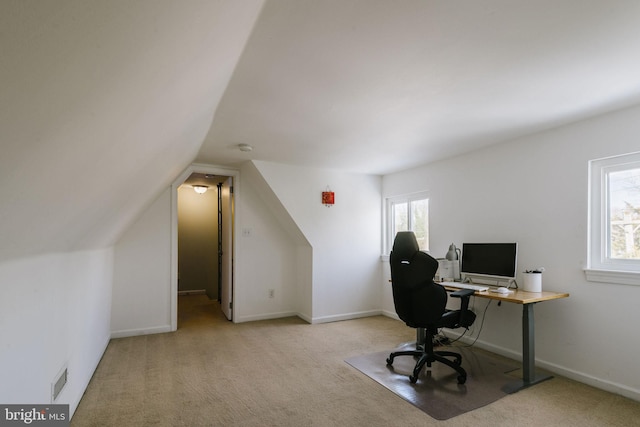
[322,190,335,207]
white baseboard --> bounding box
[377,317,640,401]
[235,309,383,325]
[110,325,172,339]
[441,331,640,402]
[537,357,640,402]
[234,311,299,323]
[310,309,382,324]
[69,334,110,419]
[382,310,399,320]
[297,312,312,323]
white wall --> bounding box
[111,160,383,328]
[112,161,383,330]
[234,170,300,322]
[111,188,172,337]
[111,163,310,331]
[254,161,382,323]
[0,249,112,417]
[382,104,640,400]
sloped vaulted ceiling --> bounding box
[197,0,640,174]
[0,0,264,262]
[4,0,640,262]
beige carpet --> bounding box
[71,295,640,426]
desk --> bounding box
[444,286,569,393]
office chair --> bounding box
[386,231,476,384]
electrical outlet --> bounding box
[268,289,275,298]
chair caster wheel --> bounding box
[457,375,466,384]
[409,375,418,384]
[386,357,393,365]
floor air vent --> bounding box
[52,367,68,402]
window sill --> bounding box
[584,269,640,286]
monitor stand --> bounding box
[463,276,518,289]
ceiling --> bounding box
[195,0,640,175]
[3,0,640,262]
[0,0,263,261]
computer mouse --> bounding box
[496,287,510,294]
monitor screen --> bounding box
[460,243,518,279]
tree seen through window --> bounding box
[609,168,640,259]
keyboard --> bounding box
[440,281,489,292]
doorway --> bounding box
[170,166,237,330]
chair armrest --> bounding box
[450,289,473,310]
[449,289,474,327]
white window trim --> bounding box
[383,191,429,256]
[584,268,640,286]
[586,151,640,285]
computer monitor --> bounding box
[460,243,518,284]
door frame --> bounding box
[170,163,239,330]
[219,176,233,320]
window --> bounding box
[386,192,429,253]
[587,152,640,285]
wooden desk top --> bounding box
[444,286,569,304]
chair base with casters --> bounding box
[386,326,467,384]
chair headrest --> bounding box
[391,231,439,279]
[392,231,420,260]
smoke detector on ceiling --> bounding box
[238,144,253,152]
